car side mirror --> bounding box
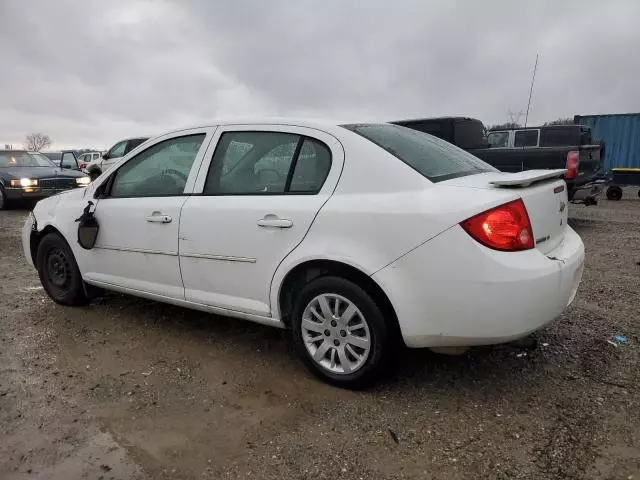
[102,153,108,160]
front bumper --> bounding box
[22,212,36,267]
[373,225,585,348]
[5,186,83,200]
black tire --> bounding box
[637,189,640,198]
[88,169,101,181]
[290,276,391,389]
[36,232,87,306]
[606,186,623,201]
[0,185,6,210]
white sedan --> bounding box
[22,119,584,388]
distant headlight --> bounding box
[10,178,38,187]
[75,177,91,186]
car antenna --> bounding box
[524,53,539,128]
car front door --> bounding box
[82,128,213,299]
[60,152,78,170]
[179,125,344,317]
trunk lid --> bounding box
[441,170,569,254]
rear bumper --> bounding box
[373,225,585,348]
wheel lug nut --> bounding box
[333,339,340,346]
[331,320,337,327]
[340,330,346,337]
[324,330,330,336]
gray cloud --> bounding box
[1,0,639,149]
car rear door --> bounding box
[178,124,344,317]
[82,128,214,298]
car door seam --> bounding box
[266,135,347,315]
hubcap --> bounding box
[46,248,71,288]
[301,294,371,375]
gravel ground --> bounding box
[1,193,639,479]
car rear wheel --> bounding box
[606,186,623,201]
[36,233,87,306]
[291,276,390,388]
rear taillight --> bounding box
[565,150,580,180]
[79,162,87,169]
[461,199,534,251]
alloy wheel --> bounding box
[301,293,371,375]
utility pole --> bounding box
[524,54,539,128]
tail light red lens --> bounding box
[565,150,580,180]
[461,199,534,251]
[79,163,87,169]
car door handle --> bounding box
[257,215,293,228]
[146,212,172,223]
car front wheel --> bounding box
[291,276,390,388]
[36,232,87,306]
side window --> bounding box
[110,134,205,198]
[289,139,332,193]
[106,141,127,159]
[539,127,576,147]
[204,131,299,195]
[60,152,77,169]
[487,131,509,148]
[514,130,539,147]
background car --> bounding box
[85,137,149,180]
[23,120,584,388]
[0,150,90,209]
[43,150,82,170]
[77,151,103,171]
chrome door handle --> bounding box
[257,215,293,228]
[146,212,172,223]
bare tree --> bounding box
[488,122,522,131]
[543,117,574,126]
[508,109,524,126]
[25,133,52,151]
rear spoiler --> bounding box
[489,169,567,188]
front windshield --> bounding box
[0,152,56,168]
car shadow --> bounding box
[77,291,547,397]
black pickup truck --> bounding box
[392,117,603,200]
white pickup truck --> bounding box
[85,137,148,180]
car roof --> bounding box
[392,116,482,124]
[157,118,363,138]
[0,150,39,154]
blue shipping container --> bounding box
[574,113,640,172]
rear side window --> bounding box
[289,139,332,193]
[343,123,496,183]
[539,127,578,147]
[204,131,332,195]
[514,130,539,147]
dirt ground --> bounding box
[1,192,639,480]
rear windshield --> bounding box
[342,123,497,182]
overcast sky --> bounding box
[1,0,639,149]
